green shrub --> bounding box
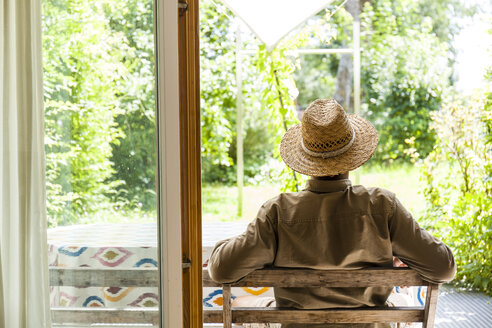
[421,95,491,295]
[361,0,451,163]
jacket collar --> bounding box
[304,179,352,193]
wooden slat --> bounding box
[204,307,425,324]
[203,268,426,288]
[49,267,158,287]
[51,307,159,324]
[423,283,440,328]
[222,285,232,328]
[51,267,425,288]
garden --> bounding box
[42,0,491,298]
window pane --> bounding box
[42,0,159,326]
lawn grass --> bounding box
[202,184,280,222]
[202,164,427,223]
[66,164,426,225]
[357,164,426,219]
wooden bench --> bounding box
[49,267,439,327]
[202,267,440,328]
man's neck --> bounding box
[311,172,349,181]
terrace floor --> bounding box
[434,285,491,327]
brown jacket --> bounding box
[208,179,456,327]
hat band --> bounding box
[301,128,356,159]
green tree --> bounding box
[43,0,159,225]
[293,0,472,163]
[104,0,157,211]
[360,0,451,162]
[200,0,476,190]
[43,0,126,226]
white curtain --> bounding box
[0,0,52,327]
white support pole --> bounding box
[353,16,361,185]
[353,22,360,117]
[236,25,244,218]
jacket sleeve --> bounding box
[389,196,456,284]
[207,204,277,283]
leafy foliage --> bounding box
[199,0,469,188]
[43,0,156,226]
[417,0,477,51]
[200,1,236,172]
[254,43,307,191]
[291,0,471,164]
[360,0,451,162]
[200,1,279,186]
[43,0,125,226]
[104,0,157,211]
[420,94,492,295]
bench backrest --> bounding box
[49,267,439,327]
[202,267,440,328]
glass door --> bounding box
[43,0,160,326]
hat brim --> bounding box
[280,114,378,176]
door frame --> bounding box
[155,0,184,327]
[155,0,202,327]
[178,0,203,327]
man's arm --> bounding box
[207,206,277,283]
[389,196,456,284]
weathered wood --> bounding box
[202,268,426,288]
[178,0,203,326]
[423,283,440,328]
[204,268,439,326]
[222,285,232,328]
[52,267,424,288]
[50,267,439,326]
[203,307,425,324]
[49,267,158,287]
[51,307,159,324]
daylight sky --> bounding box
[453,0,492,93]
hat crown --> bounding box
[301,99,354,154]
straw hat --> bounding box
[280,98,378,176]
